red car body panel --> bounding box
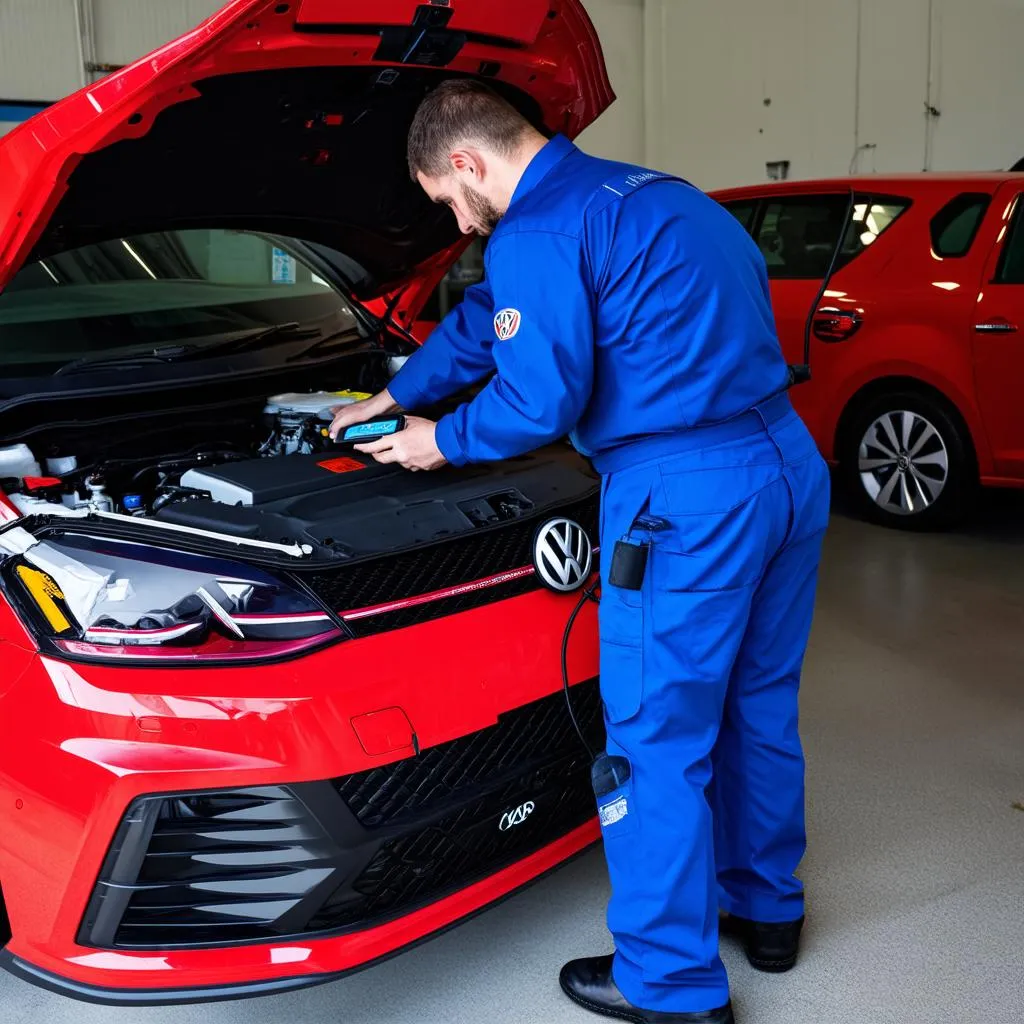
[0,0,611,1002]
[712,174,1024,489]
[1,586,598,993]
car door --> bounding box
[722,192,908,448]
[972,184,1024,479]
[753,195,856,367]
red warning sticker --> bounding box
[318,457,366,474]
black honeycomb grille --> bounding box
[334,679,604,829]
[294,495,598,636]
[309,680,604,932]
[310,766,595,931]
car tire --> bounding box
[839,389,977,530]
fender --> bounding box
[824,357,991,472]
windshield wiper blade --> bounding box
[55,345,199,376]
[284,328,365,362]
[54,323,315,376]
[175,321,317,359]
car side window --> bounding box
[839,197,909,265]
[995,197,1024,284]
[754,195,909,280]
[930,193,992,258]
[753,197,849,280]
[722,201,756,232]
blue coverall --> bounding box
[388,134,830,1013]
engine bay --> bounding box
[0,383,597,561]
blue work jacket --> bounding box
[387,135,790,465]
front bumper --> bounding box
[0,585,600,1002]
[0,822,598,1006]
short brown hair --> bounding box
[407,79,532,180]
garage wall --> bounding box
[575,0,646,163]
[853,0,930,177]
[89,0,221,66]
[0,0,84,102]
[927,0,1024,173]
[643,0,1024,189]
[645,0,857,189]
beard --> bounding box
[461,182,503,236]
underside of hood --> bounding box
[0,0,613,301]
[28,66,539,294]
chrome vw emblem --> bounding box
[499,801,536,831]
[533,518,593,593]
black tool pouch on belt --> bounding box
[609,539,649,590]
[608,513,668,591]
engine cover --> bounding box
[181,454,384,506]
[159,448,598,559]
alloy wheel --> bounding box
[857,410,949,516]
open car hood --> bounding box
[0,0,613,321]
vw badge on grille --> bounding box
[499,801,536,831]
[533,518,593,593]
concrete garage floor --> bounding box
[3,490,1023,1024]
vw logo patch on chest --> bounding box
[533,518,593,593]
[493,308,521,341]
[499,801,535,831]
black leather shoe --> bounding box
[559,955,735,1023]
[719,914,804,973]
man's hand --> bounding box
[355,416,447,472]
[328,389,399,441]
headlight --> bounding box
[1,532,345,663]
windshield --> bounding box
[0,229,360,375]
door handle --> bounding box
[813,307,862,343]
[974,320,1019,334]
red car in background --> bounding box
[713,175,1024,529]
[0,0,611,1006]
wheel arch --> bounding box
[833,375,980,475]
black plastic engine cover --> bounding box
[156,447,598,559]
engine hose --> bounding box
[151,486,210,513]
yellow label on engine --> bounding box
[329,390,372,402]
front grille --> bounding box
[335,678,604,828]
[309,763,595,931]
[293,494,599,636]
[80,680,605,950]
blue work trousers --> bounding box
[593,397,830,1013]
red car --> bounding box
[0,0,611,1005]
[712,175,1024,529]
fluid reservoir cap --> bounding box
[351,707,416,756]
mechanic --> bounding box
[330,80,830,1024]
